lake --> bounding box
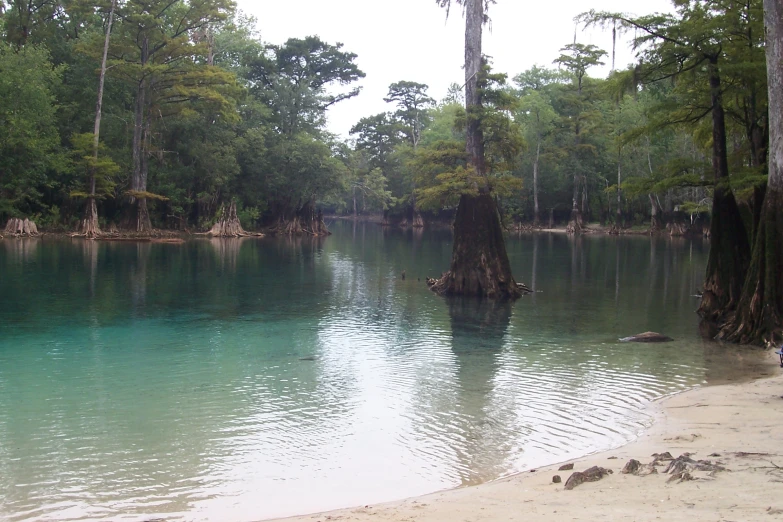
[0,222,766,521]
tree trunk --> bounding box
[463,0,485,179]
[430,0,520,300]
[275,200,330,236]
[5,218,39,236]
[533,136,541,226]
[208,201,247,237]
[122,34,152,233]
[567,74,584,234]
[412,210,425,228]
[429,194,521,299]
[616,147,622,227]
[649,194,663,231]
[718,0,783,345]
[698,61,751,322]
[77,0,116,238]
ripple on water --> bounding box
[0,227,767,521]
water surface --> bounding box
[0,224,767,521]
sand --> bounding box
[270,350,783,522]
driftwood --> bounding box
[619,331,674,343]
[563,466,613,490]
[663,454,726,475]
[619,452,724,482]
[517,282,534,294]
[622,458,658,476]
[4,218,39,237]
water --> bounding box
[0,224,768,521]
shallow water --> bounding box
[0,224,768,521]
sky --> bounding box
[237,0,675,139]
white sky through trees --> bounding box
[238,0,674,138]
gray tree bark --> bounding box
[78,0,116,239]
[123,34,152,233]
[533,136,541,225]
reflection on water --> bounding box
[0,227,770,521]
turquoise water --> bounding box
[0,224,765,521]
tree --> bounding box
[75,0,115,238]
[384,81,435,150]
[514,66,560,225]
[581,3,752,323]
[553,43,607,233]
[429,0,521,299]
[1,0,63,48]
[249,36,365,137]
[247,36,364,234]
[0,44,63,221]
[350,113,404,173]
[107,0,236,232]
[718,0,783,345]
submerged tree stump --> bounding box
[4,218,39,237]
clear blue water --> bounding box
[0,223,766,521]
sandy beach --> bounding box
[271,349,783,522]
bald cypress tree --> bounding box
[430,0,521,299]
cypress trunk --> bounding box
[697,61,751,322]
[122,35,152,233]
[429,193,521,299]
[533,137,541,226]
[718,0,783,345]
[649,194,663,231]
[78,0,116,238]
[430,0,520,300]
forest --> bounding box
[0,0,781,344]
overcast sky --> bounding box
[237,0,675,139]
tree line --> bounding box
[0,0,780,342]
[0,0,766,236]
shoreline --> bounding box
[269,350,783,522]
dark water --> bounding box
[0,223,767,521]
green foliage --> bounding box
[0,43,64,220]
[0,0,772,232]
[67,133,119,200]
